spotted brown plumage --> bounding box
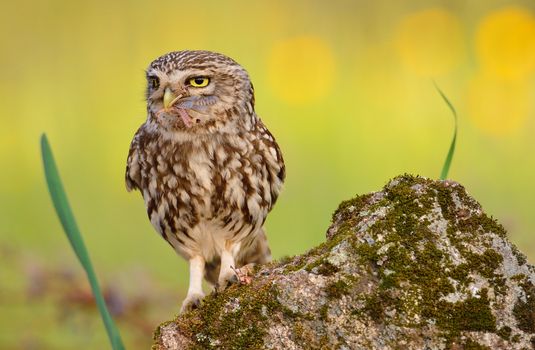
[125,50,285,312]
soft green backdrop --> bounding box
[2,0,535,348]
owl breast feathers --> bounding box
[125,50,285,311]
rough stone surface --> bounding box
[153,175,535,350]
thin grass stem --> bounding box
[40,133,125,350]
[434,83,458,180]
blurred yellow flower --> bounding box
[267,36,335,104]
[466,73,531,135]
[476,7,535,79]
[395,8,465,76]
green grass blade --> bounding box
[40,134,125,350]
[434,83,458,180]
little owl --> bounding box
[125,51,285,312]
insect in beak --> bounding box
[163,87,183,109]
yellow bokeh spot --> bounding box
[267,36,335,104]
[395,8,464,76]
[476,7,535,79]
[466,73,531,135]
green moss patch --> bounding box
[337,175,500,337]
[462,338,491,350]
[513,280,535,334]
[172,279,281,349]
[325,280,350,299]
[436,289,496,333]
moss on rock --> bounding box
[513,279,535,334]
[154,175,535,350]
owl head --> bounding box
[145,50,256,134]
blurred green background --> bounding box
[2,0,535,348]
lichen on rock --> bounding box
[153,175,535,350]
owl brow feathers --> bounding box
[149,50,240,73]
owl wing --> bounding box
[125,124,145,192]
[255,119,286,207]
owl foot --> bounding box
[180,292,205,313]
[215,268,239,292]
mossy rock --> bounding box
[153,175,535,350]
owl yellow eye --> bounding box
[189,77,210,88]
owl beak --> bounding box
[163,87,182,109]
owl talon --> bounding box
[180,292,205,313]
[215,273,238,292]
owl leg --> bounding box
[217,249,238,291]
[180,255,205,313]
[229,227,272,285]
